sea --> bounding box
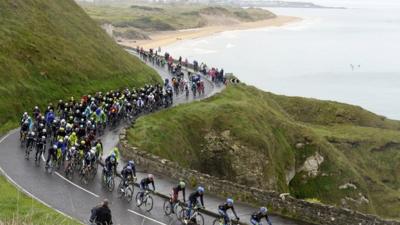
[164,0,400,119]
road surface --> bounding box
[0,52,308,225]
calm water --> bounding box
[164,2,400,119]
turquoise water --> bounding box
[164,2,400,119]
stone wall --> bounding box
[118,130,400,225]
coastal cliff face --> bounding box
[127,84,400,219]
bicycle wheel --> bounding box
[66,165,74,180]
[212,217,223,225]
[135,192,143,207]
[178,208,187,221]
[194,213,204,225]
[107,177,115,192]
[80,171,88,184]
[126,187,133,202]
[174,203,183,217]
[144,195,154,212]
[163,199,172,216]
[117,181,124,198]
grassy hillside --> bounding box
[127,83,400,219]
[80,3,276,39]
[0,175,80,225]
[0,0,161,133]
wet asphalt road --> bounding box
[0,52,309,225]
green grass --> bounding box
[127,83,400,219]
[79,3,276,38]
[0,0,161,134]
[0,176,81,225]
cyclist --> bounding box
[250,207,272,225]
[69,132,78,147]
[170,180,186,213]
[104,153,117,176]
[123,160,136,177]
[111,147,120,162]
[35,135,46,162]
[139,174,155,199]
[26,131,36,150]
[20,112,29,125]
[186,186,205,220]
[218,198,239,225]
[82,148,96,175]
[95,142,103,160]
[46,144,58,167]
[120,164,136,192]
[65,146,77,172]
[20,120,30,140]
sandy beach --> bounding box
[119,15,301,49]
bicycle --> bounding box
[64,159,75,180]
[163,195,184,217]
[212,216,240,225]
[117,176,136,202]
[25,139,35,160]
[20,130,28,147]
[102,169,115,192]
[135,190,154,212]
[34,143,46,166]
[179,204,205,225]
[45,158,56,174]
[80,163,96,184]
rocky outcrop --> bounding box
[300,152,324,177]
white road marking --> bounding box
[54,172,100,198]
[0,166,83,224]
[0,133,11,144]
[127,209,167,225]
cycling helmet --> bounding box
[41,136,46,140]
[128,160,135,166]
[197,186,205,194]
[23,112,28,116]
[260,207,268,215]
[53,144,58,149]
[148,174,154,180]
[64,135,69,140]
[90,149,95,155]
[34,106,39,110]
[42,129,46,133]
[226,198,234,206]
[110,157,116,163]
[111,152,116,157]
[71,146,76,151]
[31,132,35,136]
[127,166,132,170]
[179,181,186,189]
[81,140,85,145]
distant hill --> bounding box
[127,83,400,220]
[79,4,276,40]
[0,0,160,133]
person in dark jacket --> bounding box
[90,199,113,225]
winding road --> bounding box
[0,51,308,225]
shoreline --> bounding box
[119,15,301,50]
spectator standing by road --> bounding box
[90,199,113,225]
